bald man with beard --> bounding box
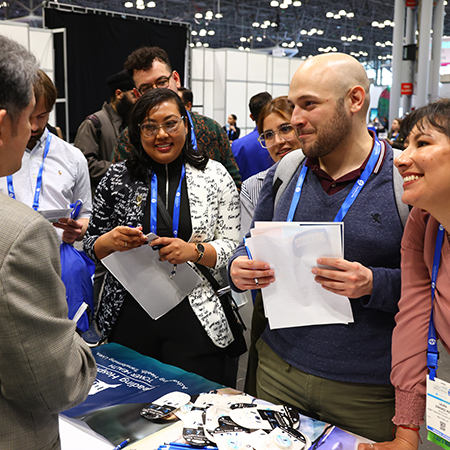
[229,54,406,441]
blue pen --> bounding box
[113,438,130,450]
[69,199,82,220]
[243,236,259,286]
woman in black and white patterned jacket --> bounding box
[84,89,240,385]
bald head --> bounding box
[290,53,370,114]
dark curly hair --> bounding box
[124,47,172,77]
[126,88,207,181]
[402,98,450,142]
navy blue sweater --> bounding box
[229,145,403,385]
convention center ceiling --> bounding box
[1,0,449,63]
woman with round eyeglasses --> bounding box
[358,99,450,450]
[239,96,301,396]
[84,89,240,385]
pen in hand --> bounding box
[243,236,259,286]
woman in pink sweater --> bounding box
[360,99,450,450]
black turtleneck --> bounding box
[142,154,192,241]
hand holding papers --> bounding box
[102,244,201,320]
[245,222,354,329]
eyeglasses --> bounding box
[257,124,297,148]
[139,116,185,137]
[138,73,173,95]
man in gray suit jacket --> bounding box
[0,35,97,449]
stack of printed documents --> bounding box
[246,222,354,329]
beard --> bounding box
[116,95,135,123]
[300,97,352,158]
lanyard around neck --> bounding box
[186,111,198,152]
[150,164,186,236]
[7,132,53,211]
[286,135,382,223]
[427,223,445,380]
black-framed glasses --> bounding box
[257,124,297,148]
[139,116,185,137]
[138,73,173,95]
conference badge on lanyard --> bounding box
[426,224,450,449]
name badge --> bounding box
[427,375,450,449]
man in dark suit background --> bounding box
[0,34,97,449]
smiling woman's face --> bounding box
[395,120,450,211]
[140,100,187,164]
[262,112,301,163]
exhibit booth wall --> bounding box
[0,21,58,127]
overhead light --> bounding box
[285,0,292,4]
[270,0,279,6]
[245,47,250,51]
[318,47,324,52]
[347,12,354,18]
[300,29,307,35]
[317,30,324,35]
[203,43,209,47]
[196,42,202,47]
[311,28,317,33]
[195,12,202,18]
[282,42,288,47]
[239,46,244,51]
[147,1,156,6]
[280,3,288,8]
[215,12,223,18]
[357,36,363,41]
[341,36,347,41]
[124,1,133,7]
[372,21,379,27]
[261,24,268,28]
[208,30,215,35]
[338,9,346,15]
[333,14,340,19]
[271,22,277,27]
[189,43,195,47]
[378,23,385,28]
[252,22,260,27]
[257,37,263,42]
[240,36,247,42]
[137,4,145,9]
[332,47,337,52]
[191,30,198,35]
[199,29,207,36]
[384,20,391,25]
[293,1,301,5]
[297,42,303,46]
[326,12,333,18]
[264,20,271,25]
[205,10,213,16]
[136,0,144,5]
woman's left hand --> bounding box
[150,237,197,265]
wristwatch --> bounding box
[193,243,205,263]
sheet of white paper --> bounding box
[38,208,72,222]
[59,415,112,449]
[102,245,202,319]
[246,224,353,328]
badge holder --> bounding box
[141,392,191,420]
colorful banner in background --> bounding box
[62,343,222,444]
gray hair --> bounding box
[0,35,39,124]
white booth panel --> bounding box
[214,50,226,111]
[289,58,303,81]
[248,53,268,83]
[30,29,54,70]
[271,57,291,85]
[191,48,204,81]
[226,81,248,131]
[203,81,214,119]
[266,56,273,84]
[226,50,248,81]
[0,21,29,48]
[271,85,290,98]
[192,80,204,110]
[204,49,215,81]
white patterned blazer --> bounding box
[84,160,240,347]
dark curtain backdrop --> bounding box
[44,8,188,142]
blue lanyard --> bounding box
[186,112,198,152]
[427,223,445,381]
[150,164,186,237]
[286,136,382,222]
[7,132,53,211]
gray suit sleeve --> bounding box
[0,214,97,414]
